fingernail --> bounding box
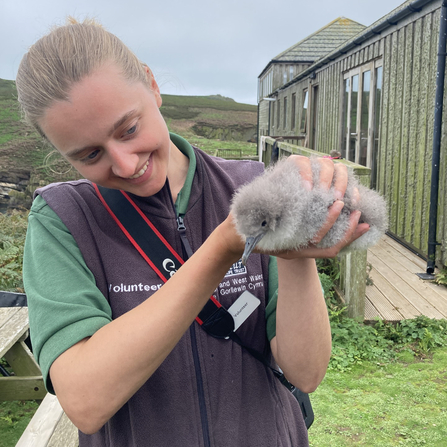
[333,200,344,212]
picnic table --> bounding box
[1,292,78,445]
[0,296,46,401]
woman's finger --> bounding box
[317,158,335,191]
[275,210,369,260]
[311,200,345,244]
[332,163,348,200]
[288,155,312,190]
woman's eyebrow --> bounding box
[108,109,137,137]
[65,109,138,158]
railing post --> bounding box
[337,167,371,320]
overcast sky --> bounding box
[1,0,406,105]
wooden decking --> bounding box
[365,235,447,322]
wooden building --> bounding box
[258,0,447,270]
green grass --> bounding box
[161,94,256,112]
[0,400,39,447]
[0,209,28,292]
[310,348,447,446]
[183,133,257,156]
[0,100,22,145]
[0,79,17,101]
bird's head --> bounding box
[231,187,283,265]
[231,158,306,265]
[238,210,280,265]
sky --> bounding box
[1,0,407,105]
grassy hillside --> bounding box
[0,79,17,101]
[161,93,257,141]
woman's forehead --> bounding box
[38,66,154,151]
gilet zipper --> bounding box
[175,210,212,447]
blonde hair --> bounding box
[16,17,150,137]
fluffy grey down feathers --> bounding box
[231,157,388,259]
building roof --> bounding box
[272,17,366,63]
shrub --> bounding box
[0,209,28,292]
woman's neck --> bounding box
[167,142,190,203]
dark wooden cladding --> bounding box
[264,2,446,267]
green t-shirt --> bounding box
[23,133,279,393]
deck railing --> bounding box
[260,136,371,320]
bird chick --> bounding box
[230,157,388,264]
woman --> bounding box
[17,18,368,447]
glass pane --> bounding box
[371,66,383,189]
[300,91,308,132]
[359,71,371,166]
[341,78,350,158]
[349,74,359,162]
[284,97,288,129]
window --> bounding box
[284,97,288,129]
[291,93,296,130]
[257,69,273,102]
[289,66,294,81]
[341,61,382,187]
[300,90,308,133]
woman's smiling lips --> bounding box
[122,153,154,184]
[128,159,150,179]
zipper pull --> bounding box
[177,215,194,259]
[177,215,186,232]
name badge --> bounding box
[227,291,261,331]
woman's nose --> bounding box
[108,146,140,178]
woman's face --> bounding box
[38,62,172,197]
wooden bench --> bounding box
[0,306,46,400]
[16,392,78,447]
[0,295,79,446]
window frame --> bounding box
[340,59,382,170]
[300,89,309,133]
[291,93,296,130]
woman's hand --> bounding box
[263,155,369,260]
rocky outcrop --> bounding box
[192,122,257,142]
[0,169,32,209]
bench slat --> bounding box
[4,340,41,376]
[0,307,29,358]
[0,376,46,400]
[0,307,20,330]
[16,393,78,447]
[47,413,78,447]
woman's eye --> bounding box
[82,149,100,163]
[125,125,137,136]
[87,150,100,160]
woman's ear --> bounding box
[143,64,162,107]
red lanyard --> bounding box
[94,183,235,338]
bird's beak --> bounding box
[241,233,265,265]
